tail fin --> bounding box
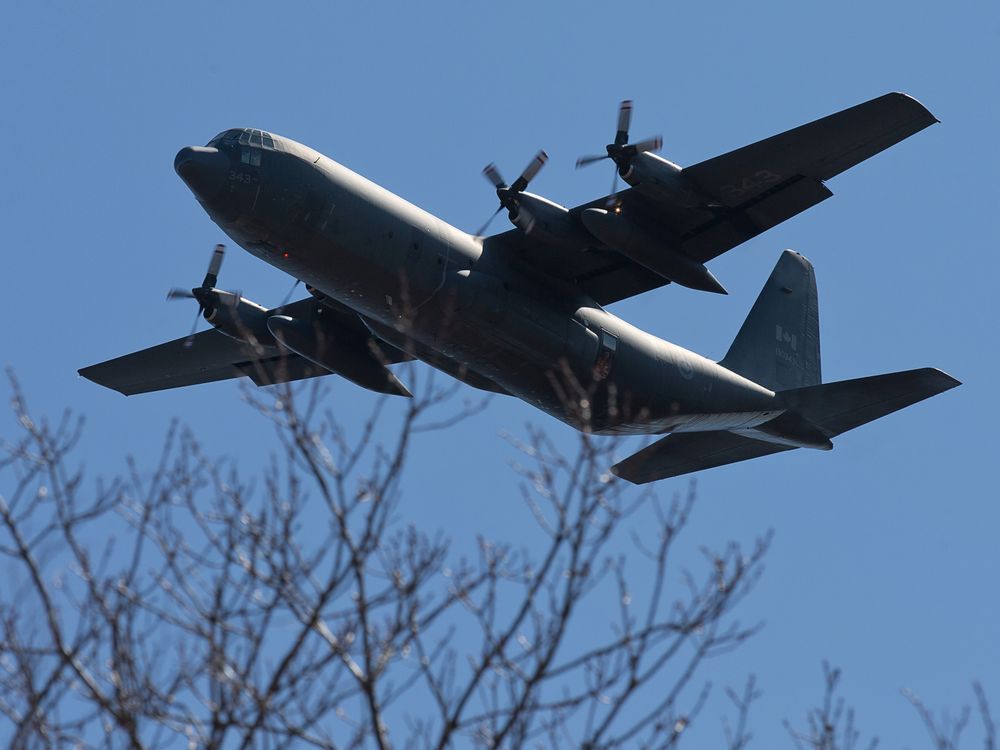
[778,367,960,438]
[720,250,821,390]
[611,247,961,485]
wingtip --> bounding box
[933,369,962,390]
[608,461,645,485]
[913,367,962,393]
[887,91,940,126]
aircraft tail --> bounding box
[611,249,960,484]
[719,249,821,391]
[611,368,960,484]
[776,367,960,438]
[610,430,794,484]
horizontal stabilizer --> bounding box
[778,367,960,437]
[611,368,960,483]
[611,431,794,485]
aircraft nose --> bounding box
[174,146,229,201]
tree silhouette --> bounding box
[0,369,768,748]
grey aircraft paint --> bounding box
[80,95,959,482]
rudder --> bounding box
[720,250,821,390]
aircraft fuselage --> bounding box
[181,131,777,435]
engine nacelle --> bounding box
[620,152,714,208]
[266,315,411,396]
[579,208,727,294]
[507,192,592,248]
[200,290,276,346]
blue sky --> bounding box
[2,1,997,745]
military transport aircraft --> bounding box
[80,93,959,483]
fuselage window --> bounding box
[240,146,262,167]
[250,130,263,147]
[594,330,619,380]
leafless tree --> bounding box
[903,681,996,750]
[722,675,761,750]
[785,663,997,750]
[0,367,770,749]
[784,663,878,750]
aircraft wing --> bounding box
[611,431,795,484]
[79,297,411,396]
[683,92,937,203]
[79,328,327,396]
[486,93,936,305]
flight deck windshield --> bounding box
[206,129,276,149]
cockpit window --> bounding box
[206,128,279,151]
[240,146,262,167]
[206,129,244,147]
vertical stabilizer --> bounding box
[720,250,821,390]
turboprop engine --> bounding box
[576,100,719,209]
[167,245,410,396]
[477,152,591,247]
[266,315,410,396]
[617,151,717,209]
[579,208,727,294]
[200,291,273,344]
[166,244,276,346]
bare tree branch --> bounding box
[1,367,771,749]
[784,662,877,750]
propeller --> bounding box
[475,150,548,236]
[166,244,229,347]
[576,100,662,200]
[279,278,302,308]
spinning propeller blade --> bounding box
[509,150,547,193]
[483,163,506,189]
[575,153,610,168]
[475,205,504,237]
[631,135,663,154]
[279,279,302,307]
[576,101,662,202]
[164,244,229,346]
[476,150,548,236]
[184,307,202,348]
[615,99,632,146]
[201,244,225,288]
